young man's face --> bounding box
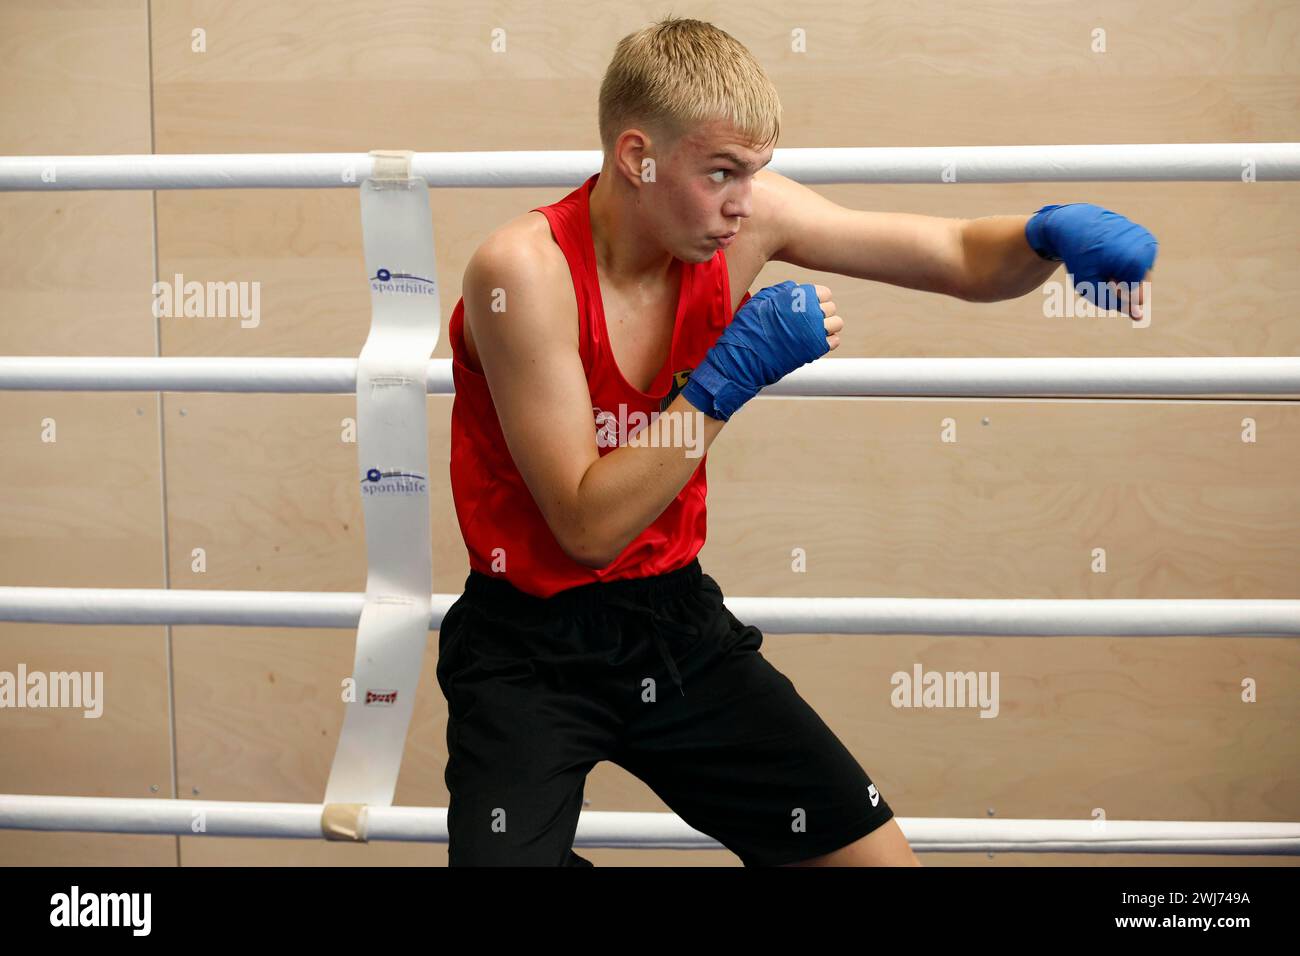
[646,119,775,264]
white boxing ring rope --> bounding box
[3,355,1300,398]
[1,796,1297,855]
[2,586,1299,637]
[2,144,1297,856]
[2,143,1299,189]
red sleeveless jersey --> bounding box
[447,172,752,598]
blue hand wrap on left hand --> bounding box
[1024,203,1158,309]
[680,280,829,422]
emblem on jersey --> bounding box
[661,368,694,413]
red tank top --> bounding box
[447,172,752,598]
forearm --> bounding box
[570,392,724,567]
[960,214,1060,302]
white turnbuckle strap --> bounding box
[322,150,439,835]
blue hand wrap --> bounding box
[1024,203,1158,309]
[681,280,829,422]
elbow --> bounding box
[557,469,618,569]
[958,281,1013,305]
[574,551,614,571]
[566,543,615,571]
[560,525,615,570]
[956,274,997,303]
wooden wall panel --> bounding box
[0,0,174,865]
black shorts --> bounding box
[435,557,895,866]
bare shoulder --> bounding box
[469,210,568,287]
[749,168,804,261]
[713,168,800,302]
[461,211,577,365]
[715,169,791,305]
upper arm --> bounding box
[462,235,604,567]
[757,169,971,300]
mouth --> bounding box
[712,232,738,246]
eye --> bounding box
[708,168,731,183]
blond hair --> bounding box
[598,17,781,157]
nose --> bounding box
[722,180,754,222]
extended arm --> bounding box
[757,170,1154,318]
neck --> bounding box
[588,168,677,291]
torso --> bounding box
[583,243,684,395]
[460,182,775,391]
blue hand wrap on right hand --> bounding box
[681,280,829,421]
[1024,203,1158,309]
